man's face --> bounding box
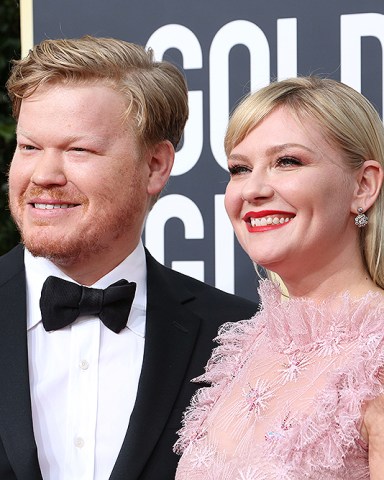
[9,83,156,279]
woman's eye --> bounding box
[228,164,251,176]
[276,156,302,167]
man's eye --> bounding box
[20,144,37,151]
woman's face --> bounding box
[224,106,361,279]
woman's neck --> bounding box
[274,264,383,301]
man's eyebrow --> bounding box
[16,129,105,144]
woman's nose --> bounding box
[241,171,275,203]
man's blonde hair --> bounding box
[7,35,189,149]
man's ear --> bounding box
[351,160,383,214]
[146,140,175,195]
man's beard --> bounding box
[20,225,107,266]
[12,197,140,268]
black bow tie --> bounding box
[40,276,137,333]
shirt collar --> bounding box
[25,241,147,336]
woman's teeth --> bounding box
[250,216,292,227]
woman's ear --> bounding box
[146,140,175,196]
[351,160,384,213]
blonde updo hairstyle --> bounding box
[225,76,384,288]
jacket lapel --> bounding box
[110,251,202,480]
[0,245,42,479]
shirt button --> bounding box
[74,437,85,448]
[79,360,89,370]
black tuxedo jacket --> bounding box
[0,245,257,480]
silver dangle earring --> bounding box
[354,207,368,228]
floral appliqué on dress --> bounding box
[175,280,384,479]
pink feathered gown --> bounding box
[175,281,384,479]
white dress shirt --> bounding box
[26,242,147,480]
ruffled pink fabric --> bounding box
[175,281,384,479]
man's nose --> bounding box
[30,150,67,187]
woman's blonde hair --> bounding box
[225,76,384,288]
